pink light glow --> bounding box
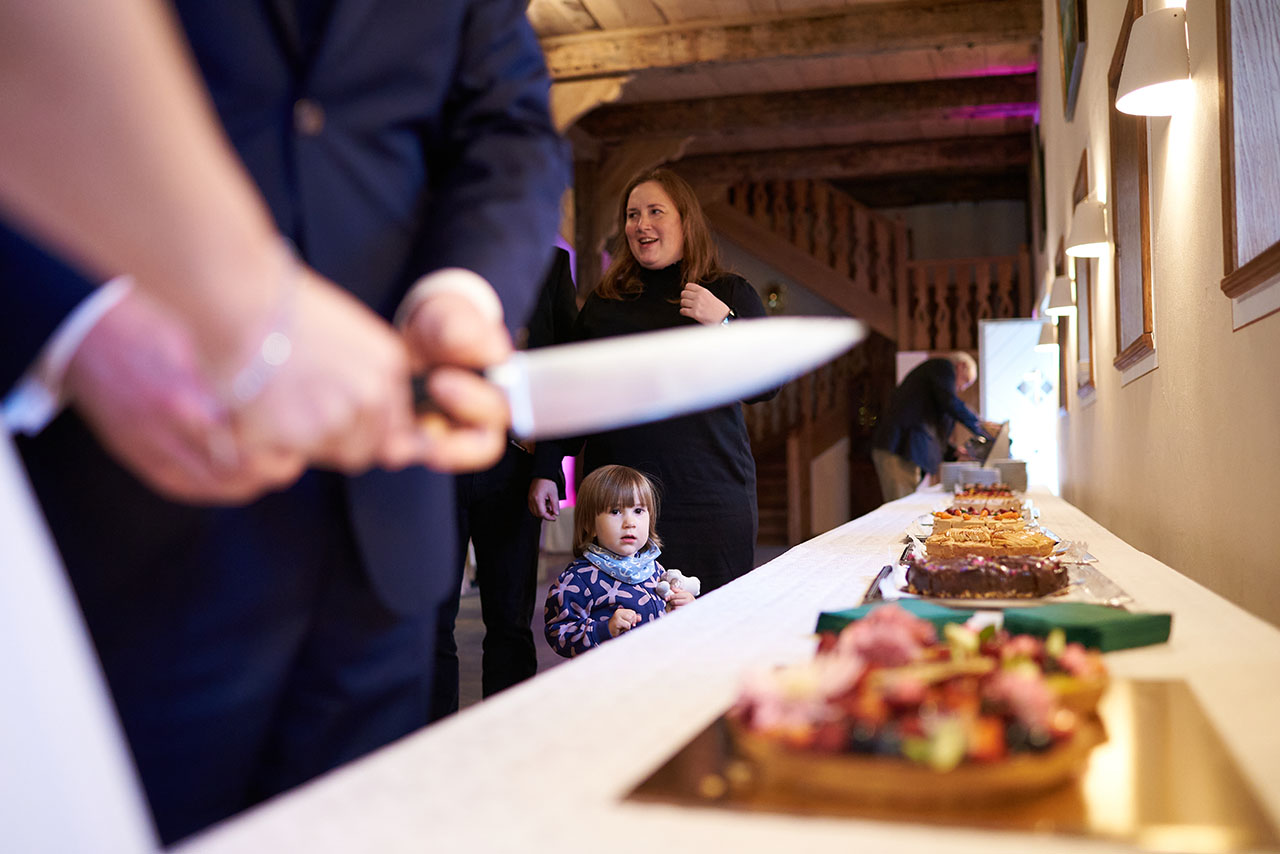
[955,62,1039,78]
[946,102,1040,120]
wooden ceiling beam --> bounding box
[834,172,1030,208]
[671,134,1030,185]
[541,0,1041,81]
[576,74,1037,139]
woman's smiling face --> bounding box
[625,181,684,270]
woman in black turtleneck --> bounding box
[531,168,774,594]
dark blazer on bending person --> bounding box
[872,357,988,476]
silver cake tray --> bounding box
[862,551,1134,610]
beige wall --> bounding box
[810,436,851,536]
[1039,0,1280,626]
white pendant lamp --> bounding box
[1065,198,1109,257]
[1045,276,1076,317]
[1035,322,1059,352]
[1115,6,1192,116]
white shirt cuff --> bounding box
[3,276,133,435]
[393,268,503,329]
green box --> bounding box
[1002,603,1172,651]
[815,600,976,636]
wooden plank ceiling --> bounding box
[529,0,1042,208]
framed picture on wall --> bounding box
[1107,0,1155,371]
[1032,126,1047,252]
[1219,0,1280,312]
[1055,238,1069,412]
[1073,152,1096,394]
[1075,257,1095,391]
[1058,0,1087,120]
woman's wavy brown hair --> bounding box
[572,465,663,558]
[595,168,726,300]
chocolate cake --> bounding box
[906,554,1070,599]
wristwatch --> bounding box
[721,309,736,326]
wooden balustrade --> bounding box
[900,249,1032,351]
[721,177,1031,450]
[744,346,862,449]
[725,178,903,339]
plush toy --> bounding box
[655,568,702,601]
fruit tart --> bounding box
[728,604,1107,804]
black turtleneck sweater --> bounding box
[555,262,774,592]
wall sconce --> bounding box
[1035,322,1059,352]
[1065,198,1109,257]
[1115,6,1192,116]
[764,281,786,314]
[1045,276,1076,316]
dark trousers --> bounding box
[432,445,543,719]
[18,446,438,845]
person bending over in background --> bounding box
[870,351,1001,502]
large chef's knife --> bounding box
[434,316,865,440]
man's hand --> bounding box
[678,282,731,326]
[400,290,514,473]
[608,607,640,638]
[64,290,305,504]
[528,477,561,520]
[232,268,422,475]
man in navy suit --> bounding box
[10,0,566,843]
[871,352,997,501]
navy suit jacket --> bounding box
[0,223,95,396]
[873,357,986,476]
[9,0,568,614]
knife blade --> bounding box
[417,316,866,441]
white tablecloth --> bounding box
[182,487,1280,853]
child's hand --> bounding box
[665,589,695,611]
[608,608,641,637]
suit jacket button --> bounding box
[293,98,325,135]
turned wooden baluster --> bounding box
[954,262,974,350]
[751,181,769,227]
[911,266,931,350]
[995,257,1017,318]
[831,195,851,279]
[770,179,789,236]
[810,181,831,269]
[935,267,954,351]
[853,207,871,297]
[791,180,811,255]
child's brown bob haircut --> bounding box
[572,465,663,558]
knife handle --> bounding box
[411,360,529,439]
[410,375,436,417]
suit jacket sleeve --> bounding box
[0,222,98,395]
[417,0,570,334]
[927,360,986,437]
[522,248,577,351]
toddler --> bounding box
[544,465,696,657]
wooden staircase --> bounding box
[754,454,789,546]
[719,177,1034,545]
